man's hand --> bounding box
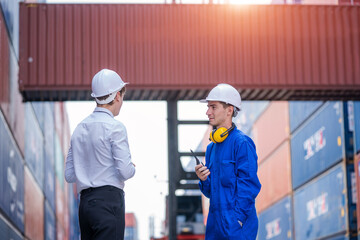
[195,164,210,181]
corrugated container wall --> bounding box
[0,7,24,155]
[256,141,292,213]
[25,103,44,190]
[19,4,360,101]
[288,101,323,133]
[356,153,360,233]
[45,200,56,240]
[252,101,290,163]
[0,215,22,240]
[25,167,44,240]
[0,112,24,233]
[258,195,293,240]
[354,101,360,154]
[234,101,269,135]
[293,164,348,240]
[1,2,75,240]
[291,101,346,189]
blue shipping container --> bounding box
[258,195,293,240]
[289,101,323,133]
[0,215,23,240]
[25,104,44,190]
[0,113,25,233]
[31,102,45,133]
[291,101,345,189]
[44,103,56,211]
[354,101,360,154]
[68,184,80,240]
[294,164,347,240]
[44,200,56,240]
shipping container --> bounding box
[44,103,56,211]
[55,133,65,189]
[0,17,25,155]
[124,226,136,240]
[0,0,20,56]
[68,183,80,240]
[44,200,56,240]
[0,10,10,115]
[252,102,290,163]
[258,195,293,240]
[32,102,45,133]
[291,101,345,189]
[354,102,360,154]
[56,178,65,233]
[0,215,23,240]
[293,163,349,240]
[234,101,269,135]
[25,167,44,240]
[56,220,65,240]
[355,153,360,233]
[256,141,292,213]
[25,103,44,190]
[0,112,25,232]
[19,4,360,101]
[288,101,323,133]
[125,213,137,227]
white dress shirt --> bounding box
[65,107,135,193]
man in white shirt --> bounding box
[65,69,136,240]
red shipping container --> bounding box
[25,167,44,240]
[0,12,10,115]
[256,140,292,213]
[19,4,360,101]
[252,102,290,163]
[125,213,137,227]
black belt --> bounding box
[80,185,123,197]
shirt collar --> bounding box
[94,107,114,118]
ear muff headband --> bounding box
[209,123,235,143]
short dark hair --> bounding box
[219,102,236,117]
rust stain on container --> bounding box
[256,140,292,213]
[19,4,360,101]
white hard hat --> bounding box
[200,83,241,111]
[91,69,127,104]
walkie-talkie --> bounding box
[190,149,204,166]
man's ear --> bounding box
[227,106,234,117]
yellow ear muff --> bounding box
[209,123,236,143]
[210,127,228,143]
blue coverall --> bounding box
[199,126,261,240]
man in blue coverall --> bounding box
[195,83,261,240]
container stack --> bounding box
[353,102,360,239]
[256,101,357,240]
[0,1,77,239]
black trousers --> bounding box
[79,185,125,240]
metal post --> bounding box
[167,100,178,240]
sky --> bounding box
[66,100,209,239]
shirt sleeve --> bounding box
[109,122,136,181]
[65,143,76,183]
[234,139,261,223]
